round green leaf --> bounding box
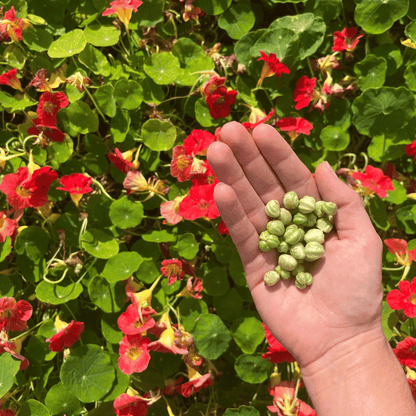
[404,61,416,91]
[48,29,87,58]
[192,314,231,360]
[78,44,111,76]
[319,126,350,151]
[270,13,326,59]
[176,233,199,260]
[194,98,218,127]
[0,237,12,263]
[135,258,160,284]
[88,276,125,312]
[372,44,402,76]
[130,0,164,27]
[354,54,387,91]
[304,0,342,21]
[101,313,123,344]
[101,251,143,283]
[48,134,74,166]
[94,84,117,117]
[0,353,20,397]
[110,108,131,143]
[15,226,49,261]
[234,29,268,67]
[213,289,243,323]
[36,280,83,305]
[368,134,405,162]
[141,119,177,151]
[142,229,176,243]
[101,353,130,402]
[230,317,265,354]
[223,406,260,416]
[234,354,272,384]
[172,37,205,64]
[352,87,415,139]
[20,400,50,416]
[84,24,121,47]
[197,0,232,15]
[61,101,99,134]
[355,0,409,35]
[204,267,230,296]
[143,52,181,85]
[396,205,416,234]
[218,5,255,40]
[0,276,13,297]
[60,344,115,403]
[45,383,82,416]
[385,180,407,205]
[109,196,144,229]
[22,27,54,52]
[81,228,119,259]
[114,79,144,110]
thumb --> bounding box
[314,161,377,241]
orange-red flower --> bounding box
[293,76,317,110]
[332,27,364,53]
[275,117,313,146]
[393,337,416,367]
[0,68,22,91]
[257,51,290,86]
[243,108,275,133]
[27,118,66,143]
[205,86,237,119]
[387,277,416,318]
[45,317,84,352]
[261,323,295,363]
[178,363,213,397]
[113,391,149,416]
[0,297,32,332]
[117,304,156,335]
[352,165,394,198]
[102,0,143,33]
[161,259,185,285]
[37,91,69,126]
[118,334,151,375]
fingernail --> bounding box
[324,161,337,178]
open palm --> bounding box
[207,122,385,368]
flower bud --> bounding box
[290,243,305,260]
[259,240,273,252]
[275,265,291,279]
[264,270,280,286]
[279,208,292,226]
[323,201,337,216]
[277,241,289,253]
[284,227,303,245]
[278,254,298,271]
[317,218,333,233]
[293,212,308,226]
[304,242,325,261]
[267,220,285,236]
[304,228,325,244]
[295,272,313,289]
[298,196,316,214]
[305,213,317,228]
[314,201,326,218]
[293,264,305,276]
[283,191,299,210]
[265,200,281,218]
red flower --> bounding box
[275,117,313,145]
[183,130,216,157]
[108,148,134,173]
[0,409,16,416]
[148,325,188,355]
[102,0,143,33]
[202,75,225,96]
[190,161,218,187]
[27,118,65,143]
[205,86,237,119]
[113,392,148,416]
[293,76,317,110]
[0,210,18,243]
[0,166,58,210]
[161,259,185,285]
[179,364,213,397]
[170,146,192,182]
[0,68,22,91]
[177,276,204,300]
[351,165,395,198]
[46,318,84,352]
[56,173,92,194]
[178,184,220,220]
[117,304,156,335]
[0,341,29,370]
[261,323,295,363]
[160,196,186,225]
[384,239,416,266]
[243,108,275,133]
[28,68,51,92]
[406,140,416,162]
[0,297,32,332]
[257,51,290,86]
[37,91,69,126]
[332,27,364,53]
[164,376,184,395]
[218,219,230,235]
[0,7,26,42]
[386,277,416,318]
[393,337,416,367]
[118,334,151,375]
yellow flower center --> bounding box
[127,346,142,361]
[410,294,416,305]
[16,186,32,198]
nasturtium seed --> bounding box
[304,228,325,244]
[278,254,298,271]
[267,220,285,236]
[264,270,280,286]
[290,242,305,260]
[317,218,333,233]
[283,191,299,210]
[265,200,280,218]
[298,196,316,214]
[304,242,325,261]
[275,265,291,280]
[279,208,292,226]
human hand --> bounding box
[206,121,385,369]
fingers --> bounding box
[251,124,321,200]
[314,161,379,242]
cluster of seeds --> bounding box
[259,191,337,289]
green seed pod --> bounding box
[317,218,333,233]
[323,201,337,216]
[284,227,303,245]
[265,200,281,218]
[293,212,308,226]
[314,201,326,218]
[279,208,292,226]
[304,242,325,261]
[293,264,305,276]
[305,213,317,228]
[267,234,280,249]
[295,272,313,289]
[283,190,299,210]
[304,228,325,244]
[278,254,298,271]
[267,220,285,236]
[298,195,316,214]
[290,242,305,260]
[259,230,272,241]
[327,215,335,224]
[275,265,291,280]
[286,224,298,232]
[277,241,290,253]
[264,270,280,286]
[259,240,273,252]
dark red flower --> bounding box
[108,148,134,173]
[202,75,225,96]
[37,91,69,126]
[161,259,185,285]
[27,118,66,143]
[28,68,51,92]
[205,86,237,119]
[332,27,364,53]
[178,184,220,220]
[393,337,416,368]
[406,141,416,162]
[261,323,295,363]
[0,409,16,416]
[218,219,230,235]
[46,319,84,352]
[56,173,93,194]
[0,297,32,332]
[293,76,317,110]
[113,392,148,416]
[0,166,58,210]
[0,68,23,91]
